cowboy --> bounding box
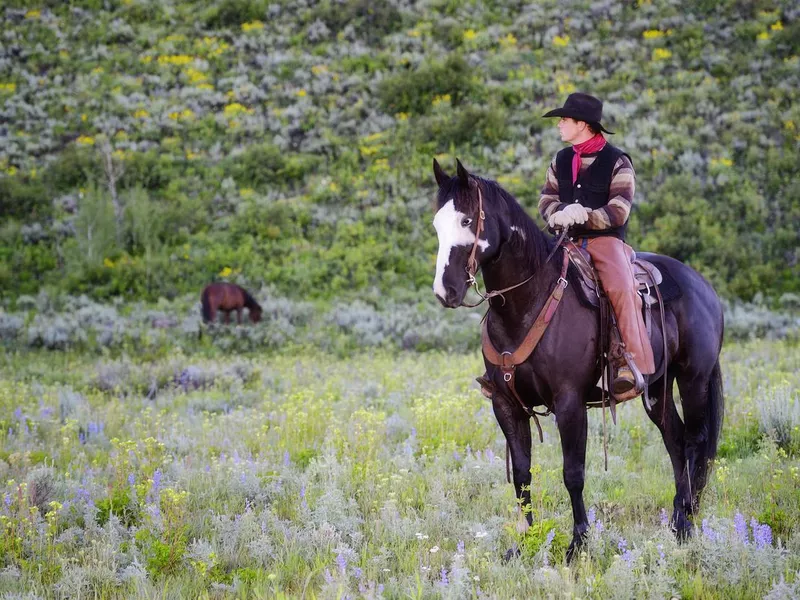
[538,92,655,396]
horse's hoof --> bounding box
[503,545,520,562]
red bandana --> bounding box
[571,133,607,184]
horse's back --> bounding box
[637,252,724,360]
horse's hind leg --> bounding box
[676,362,722,515]
[643,371,692,538]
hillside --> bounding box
[1,0,798,304]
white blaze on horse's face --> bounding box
[432,199,490,300]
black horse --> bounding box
[432,159,724,560]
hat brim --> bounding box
[542,109,615,134]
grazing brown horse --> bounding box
[200,283,262,325]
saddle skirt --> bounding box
[566,243,662,307]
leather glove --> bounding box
[562,203,590,224]
[548,204,590,229]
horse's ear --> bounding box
[433,158,450,187]
[456,158,470,183]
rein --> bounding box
[460,183,540,308]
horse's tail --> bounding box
[200,288,213,323]
[705,359,724,461]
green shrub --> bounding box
[378,54,479,115]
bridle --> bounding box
[459,180,563,308]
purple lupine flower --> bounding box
[621,549,634,567]
[240,472,246,484]
[128,473,135,486]
[595,520,604,533]
[701,519,717,542]
[378,584,384,594]
[453,449,461,461]
[734,512,748,544]
[660,508,669,526]
[283,451,290,466]
[657,544,665,562]
[205,464,211,473]
[353,567,363,580]
[336,551,347,574]
[457,540,465,554]
[3,493,11,508]
[324,569,334,584]
[587,507,596,525]
[13,408,22,421]
[233,450,241,464]
[440,568,449,586]
[261,521,267,534]
[78,431,86,444]
[88,421,99,435]
[152,469,162,490]
[752,519,772,549]
[485,448,495,462]
[618,537,628,552]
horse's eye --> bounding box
[461,217,472,227]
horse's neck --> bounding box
[483,233,558,332]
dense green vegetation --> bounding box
[1,0,798,305]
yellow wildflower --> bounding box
[157,55,193,67]
[652,48,672,60]
[140,55,153,64]
[184,68,207,84]
[76,135,95,146]
[0,83,15,93]
[499,33,517,47]
[81,113,87,122]
[241,21,264,32]
[239,188,255,198]
[133,109,149,118]
[642,29,664,39]
[407,29,420,37]
[103,258,115,268]
[218,267,232,278]
[223,103,252,117]
[463,29,477,42]
[25,9,41,19]
[432,94,451,107]
[771,21,783,31]
[296,89,307,97]
[395,112,409,121]
[196,83,214,90]
[91,66,104,75]
[311,64,328,75]
[553,35,570,47]
[757,31,770,41]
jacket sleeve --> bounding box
[582,155,635,230]
[538,155,567,223]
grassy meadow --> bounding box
[1,338,798,599]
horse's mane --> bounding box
[240,286,261,310]
[476,176,553,274]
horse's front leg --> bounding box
[553,390,589,563]
[491,392,532,556]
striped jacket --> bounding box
[538,152,635,232]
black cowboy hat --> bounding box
[542,92,615,134]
